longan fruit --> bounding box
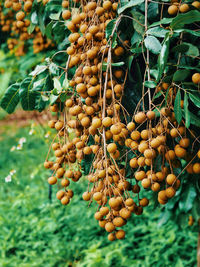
[55,121,64,131]
[62,10,71,20]
[65,170,74,178]
[102,117,112,127]
[179,138,190,148]
[105,222,115,232]
[82,191,91,201]
[56,168,65,178]
[175,147,186,158]
[146,110,155,120]
[125,198,134,207]
[139,198,149,207]
[107,143,117,153]
[132,184,140,193]
[193,163,200,174]
[109,198,120,209]
[119,208,131,219]
[103,1,112,10]
[100,206,109,216]
[179,4,189,12]
[166,187,176,198]
[61,196,70,205]
[114,46,124,56]
[44,161,53,169]
[141,178,151,189]
[113,217,126,227]
[158,190,168,201]
[198,150,200,159]
[61,178,70,187]
[67,189,74,198]
[192,73,200,84]
[144,149,156,159]
[131,130,140,140]
[108,233,116,241]
[168,5,178,15]
[192,1,200,8]
[56,190,65,200]
[48,176,57,185]
[134,112,146,124]
[135,171,146,181]
[129,158,138,168]
[16,11,25,21]
[151,182,160,192]
[93,192,103,201]
[166,174,176,185]
[24,1,32,12]
[127,122,135,131]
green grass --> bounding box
[0,124,197,267]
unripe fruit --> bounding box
[105,222,115,232]
[116,230,125,240]
[166,174,176,185]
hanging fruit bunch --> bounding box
[0,0,54,55]
[0,0,200,241]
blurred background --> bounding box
[0,106,197,266]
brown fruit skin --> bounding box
[132,184,140,193]
[198,150,200,159]
[166,187,176,198]
[108,233,116,241]
[139,198,149,207]
[61,178,70,187]
[105,222,115,232]
[16,11,25,21]
[175,147,186,158]
[113,217,126,227]
[192,1,200,9]
[179,4,190,13]
[192,73,200,84]
[179,138,190,148]
[62,10,71,20]
[141,178,151,189]
[134,112,146,124]
[193,163,200,174]
[82,192,91,201]
[119,208,131,219]
[94,211,103,221]
[147,110,155,120]
[100,206,109,216]
[107,143,117,153]
[61,196,70,205]
[158,190,168,201]
[166,174,176,185]
[56,190,65,200]
[168,5,178,15]
[93,192,103,201]
[116,230,125,240]
[48,176,57,185]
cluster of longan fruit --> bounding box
[1,1,53,54]
[168,0,200,16]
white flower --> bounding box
[29,129,34,135]
[17,144,22,150]
[5,175,12,183]
[10,169,16,175]
[45,131,50,138]
[19,137,26,145]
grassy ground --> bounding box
[0,122,197,267]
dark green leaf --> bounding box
[179,184,197,212]
[184,92,190,128]
[0,83,20,114]
[174,89,182,124]
[19,77,36,110]
[170,10,200,29]
[173,69,190,82]
[189,92,200,108]
[45,21,53,39]
[118,0,144,13]
[189,112,200,127]
[131,11,145,36]
[149,18,173,28]
[157,33,170,81]
[144,36,161,54]
[172,44,189,53]
[175,29,200,37]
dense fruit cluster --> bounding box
[168,0,200,15]
[0,1,53,55]
[42,0,200,241]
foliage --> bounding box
[0,125,197,266]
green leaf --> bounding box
[45,21,53,39]
[184,42,199,57]
[131,11,145,36]
[184,92,190,128]
[172,44,189,53]
[170,10,200,29]
[49,12,61,20]
[19,77,36,110]
[189,111,200,127]
[179,184,197,212]
[144,36,161,54]
[31,11,38,24]
[175,29,200,37]
[30,65,48,76]
[105,19,116,40]
[144,80,157,88]
[146,27,170,38]
[189,92,200,108]
[149,17,173,28]
[27,22,35,34]
[118,0,144,13]
[38,10,45,35]
[153,91,162,100]
[174,89,182,124]
[0,83,20,114]
[173,69,190,82]
[157,33,170,81]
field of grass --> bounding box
[0,121,197,267]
